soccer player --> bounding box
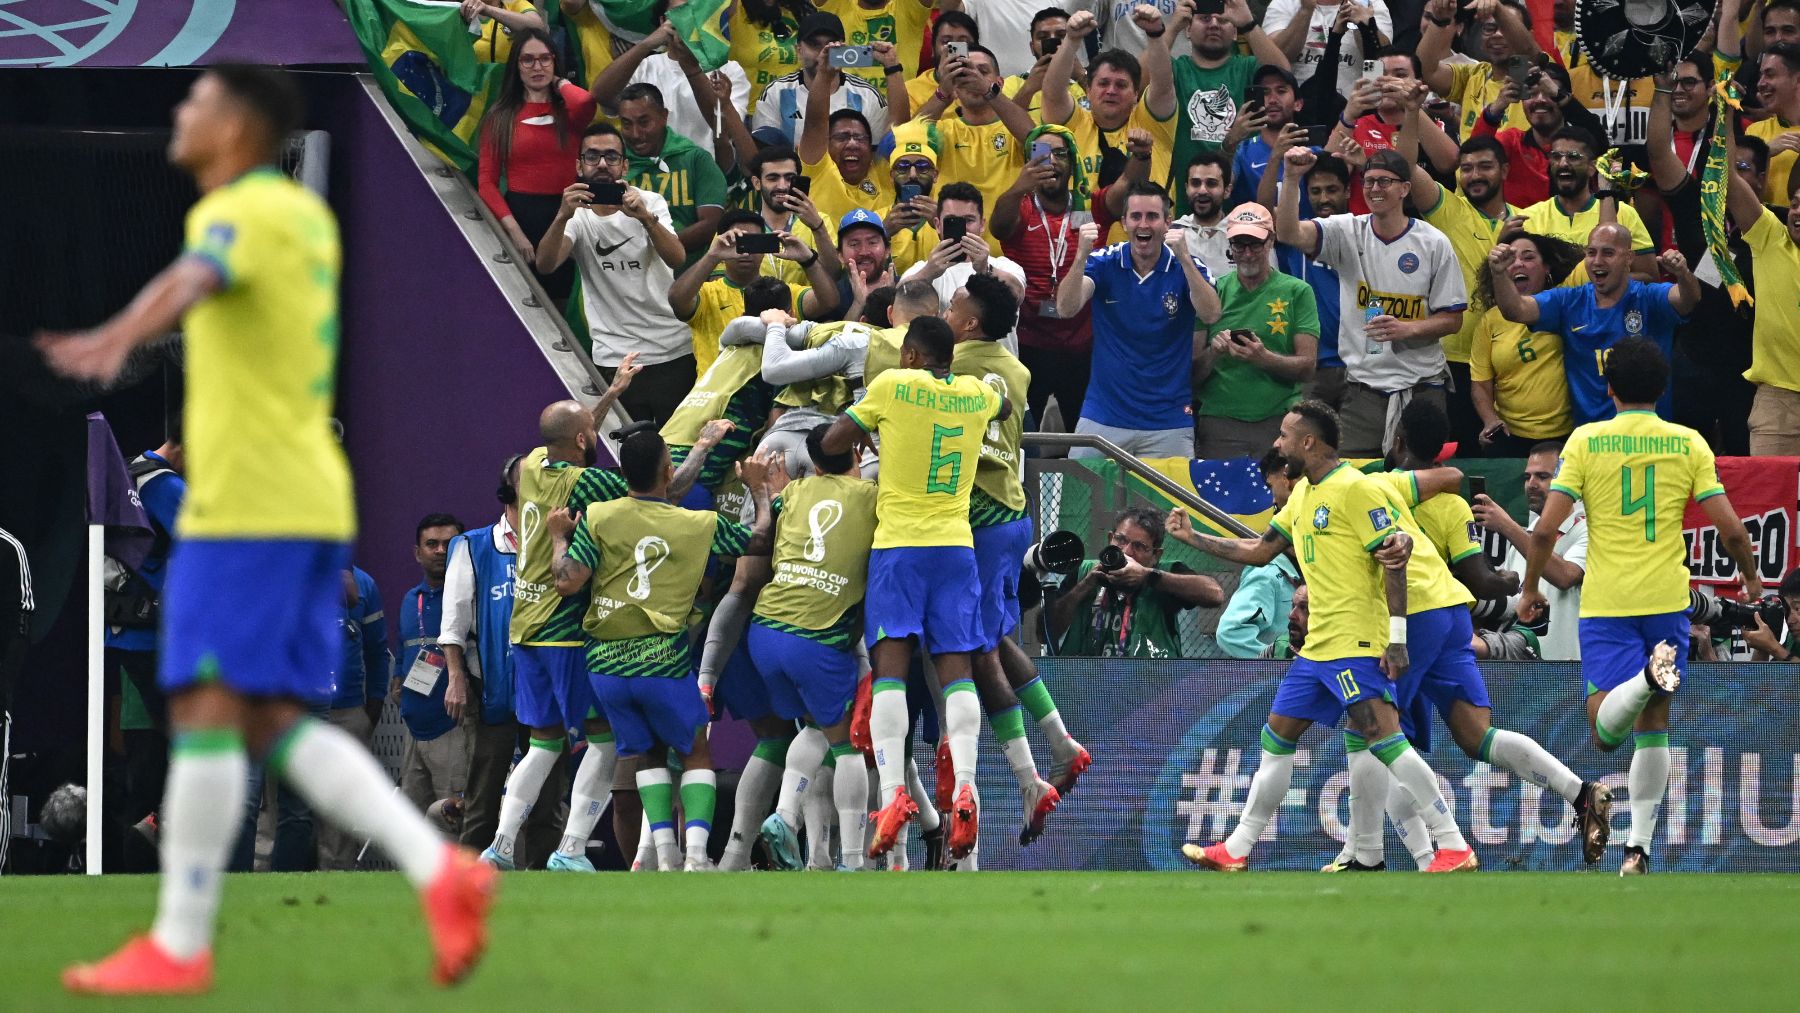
[42,65,491,994]
[1173,401,1478,873]
[751,425,879,870]
[820,316,1006,861]
[549,431,776,871]
[1521,338,1762,875]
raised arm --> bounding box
[797,48,842,166]
[668,230,733,320]
[1056,221,1100,318]
[1700,492,1765,598]
[1486,243,1541,326]
[1165,507,1292,566]
[1266,0,1317,62]
[669,419,734,500]
[1042,8,1096,126]
[1646,74,1689,192]
[1416,0,1460,95]
[1660,248,1701,315]
[592,22,673,114]
[1274,146,1323,254]
[1727,134,1770,232]
[1132,4,1178,120]
[36,254,219,384]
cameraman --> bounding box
[1742,569,1800,662]
[1049,507,1224,658]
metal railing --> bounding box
[1022,433,1258,538]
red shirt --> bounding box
[1473,115,1551,208]
[999,192,1094,353]
[1348,113,1403,214]
[478,81,598,219]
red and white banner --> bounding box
[1685,457,1800,591]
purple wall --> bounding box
[2,0,363,68]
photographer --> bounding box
[1739,569,1800,662]
[1049,507,1224,658]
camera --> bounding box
[828,45,876,69]
[1689,587,1787,630]
[1097,544,1127,572]
[587,180,626,205]
[735,232,783,255]
[1023,530,1085,578]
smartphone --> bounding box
[1196,0,1225,14]
[1361,59,1381,83]
[735,232,783,254]
[1245,85,1267,109]
[588,181,626,204]
[945,41,969,58]
[1469,475,1487,500]
[1303,123,1333,147]
[1504,55,1536,87]
[898,183,923,202]
[1042,35,1062,54]
[942,216,968,243]
[1230,329,1257,344]
[828,45,875,69]
[1031,140,1055,162]
[792,175,812,195]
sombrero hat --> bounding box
[1574,0,1717,79]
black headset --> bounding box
[497,452,525,506]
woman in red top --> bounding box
[478,29,596,304]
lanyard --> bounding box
[1031,194,1071,287]
[416,590,432,645]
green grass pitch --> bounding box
[7,871,1799,1010]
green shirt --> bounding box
[1057,560,1191,659]
[1172,55,1258,214]
[627,129,728,238]
[950,338,1031,524]
[509,447,628,646]
[661,343,774,492]
[753,473,878,649]
[1197,271,1320,422]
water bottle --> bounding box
[1364,300,1382,355]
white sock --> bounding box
[493,739,561,859]
[1486,728,1583,804]
[277,718,445,887]
[1596,673,1658,748]
[632,811,656,871]
[944,687,981,791]
[776,727,828,829]
[151,732,249,960]
[1627,736,1671,850]
[1000,735,1039,794]
[906,758,941,832]
[682,769,716,862]
[1387,776,1435,869]
[1380,737,1470,853]
[804,762,836,869]
[557,737,617,858]
[870,686,909,805]
[1223,750,1296,859]
[1346,746,1387,866]
[721,749,785,870]
[832,748,869,870]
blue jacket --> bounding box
[105,452,183,652]
[448,525,519,725]
[397,582,455,741]
[329,567,390,710]
[1215,555,1301,660]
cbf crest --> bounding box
[1625,309,1644,335]
[1312,505,1331,530]
[1164,292,1180,317]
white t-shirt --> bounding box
[961,0,1053,78]
[1097,0,1191,62]
[1312,213,1467,391]
[1502,509,1588,661]
[900,256,1028,354]
[749,71,890,146]
[1261,0,1393,95]
[564,191,693,366]
[630,54,750,153]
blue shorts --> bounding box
[513,644,598,734]
[1270,656,1394,727]
[1393,605,1490,753]
[865,546,984,654]
[159,539,350,701]
[590,673,708,757]
[972,518,1033,652]
[748,620,860,724]
[712,638,774,722]
[1580,612,1690,695]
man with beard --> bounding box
[1419,0,1544,140]
[1000,8,1088,118]
[1043,9,1178,202]
[1173,152,1236,279]
[1057,181,1222,459]
[1474,441,1587,661]
[1725,111,1800,454]
[910,46,1039,220]
[1519,128,1656,280]
[1469,63,1609,209]
[1171,0,1289,211]
[831,208,896,323]
[752,13,891,145]
[616,83,729,265]
[1232,65,1311,214]
[1276,147,1467,457]
[1489,225,1698,424]
[748,146,842,287]
[882,121,941,275]
[1276,153,1352,407]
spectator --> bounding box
[1057,181,1223,459]
[1470,229,1582,455]
[900,181,1028,350]
[882,121,943,275]
[1175,450,1300,659]
[1333,61,1457,215]
[947,0,1050,79]
[1488,225,1697,424]
[1417,0,1543,140]
[1275,147,1468,456]
[1002,7,1088,118]
[463,0,547,64]
[800,106,891,227]
[730,0,812,114]
[1194,202,1320,457]
[1264,0,1391,96]
[441,455,566,871]
[752,13,892,145]
[477,29,596,305]
[1469,62,1610,209]
[592,18,750,155]
[911,45,1039,218]
[1744,568,1800,661]
[671,210,840,369]
[314,564,388,871]
[1518,126,1655,278]
[824,0,937,85]
[1473,441,1587,661]
[904,9,981,111]
[616,82,730,265]
[1287,0,1380,130]
[397,513,471,816]
[1048,507,1224,658]
[991,126,1095,430]
[831,208,898,321]
[1725,126,1800,454]
[1275,152,1351,408]
[1173,151,1236,279]
[748,145,844,286]
[1042,10,1179,195]
[1170,0,1288,202]
[1267,581,1307,659]
[1765,0,1800,47]
[1226,64,1307,211]
[1095,0,1188,56]
[1747,42,1800,206]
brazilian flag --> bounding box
[343,0,506,173]
[666,0,732,72]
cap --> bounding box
[837,208,886,239]
[797,12,845,43]
[1252,64,1299,91]
[1224,202,1273,241]
[1363,149,1412,182]
[750,126,790,150]
[890,121,939,167]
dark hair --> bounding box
[806,422,854,474]
[739,0,815,31]
[1379,49,1424,77]
[619,430,670,492]
[750,145,802,177]
[1186,150,1234,186]
[934,9,979,41]
[1768,40,1800,75]
[416,513,465,543]
[205,64,303,158]
[1527,440,1564,459]
[1307,153,1351,186]
[1476,228,1582,306]
[482,29,566,182]
[1030,7,1071,31]
[1766,0,1800,19]
[582,121,623,143]
[1550,125,1599,158]
[1603,338,1669,404]
[827,107,873,140]
[1778,564,1800,600]
[497,453,525,506]
[1737,133,1772,175]
[1257,447,1286,477]
[968,43,1001,69]
[618,82,667,110]
[1289,399,1340,451]
[961,272,1019,340]
[1114,507,1165,552]
[863,285,897,326]
[903,316,956,366]
[1090,48,1142,89]
[1459,134,1508,164]
[1123,180,1172,211]
[718,208,767,235]
[938,180,985,216]
[1398,398,1450,463]
[1678,51,1716,83]
[742,275,793,316]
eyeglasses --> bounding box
[1228,236,1266,248]
[1736,160,1755,171]
[893,159,933,174]
[519,54,555,67]
[1109,531,1155,556]
[1547,151,1588,163]
[1673,76,1706,88]
[579,150,625,164]
[829,132,870,145]
[1362,175,1404,190]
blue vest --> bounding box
[456,526,518,725]
[398,583,455,741]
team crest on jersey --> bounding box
[1625,309,1644,334]
[1164,292,1180,316]
[860,180,878,195]
[993,133,1009,152]
[1313,505,1331,530]
[1367,507,1392,530]
[1397,252,1420,275]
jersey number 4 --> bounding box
[1621,463,1657,541]
[927,424,963,495]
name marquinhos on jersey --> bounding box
[1356,284,1425,320]
[1584,433,1696,456]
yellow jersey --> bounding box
[1520,197,1653,253]
[1747,115,1800,207]
[1449,61,1529,142]
[685,276,809,375]
[757,210,835,287]
[1269,463,1401,661]
[1742,210,1800,392]
[1549,411,1724,617]
[846,367,1002,548]
[178,168,354,542]
[933,114,1025,226]
[1061,99,1176,242]
[805,152,894,232]
[1468,308,1574,439]
[1368,471,1477,614]
[1418,183,1520,364]
[470,0,541,64]
[822,0,933,88]
[729,6,802,113]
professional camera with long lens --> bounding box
[1019,530,1084,611]
[1096,544,1127,572]
[1688,587,1788,631]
